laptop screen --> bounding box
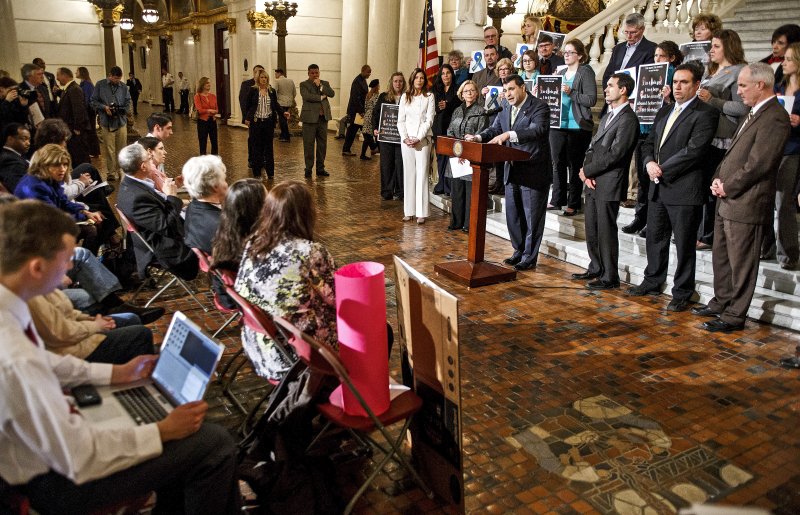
[152,312,224,406]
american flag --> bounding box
[418,0,439,85]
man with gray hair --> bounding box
[601,13,657,116]
[116,143,198,281]
[692,63,791,332]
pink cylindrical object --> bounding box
[332,261,389,416]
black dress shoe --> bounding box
[562,209,578,217]
[691,306,719,317]
[626,284,660,296]
[108,303,166,325]
[666,298,689,312]
[447,224,459,230]
[637,228,647,238]
[514,261,536,271]
[702,319,745,333]
[586,280,619,290]
[621,220,645,234]
[503,254,522,266]
[317,170,330,177]
[571,271,600,280]
[304,171,312,178]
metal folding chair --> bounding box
[191,248,241,337]
[114,205,207,312]
[271,316,434,514]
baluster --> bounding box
[589,29,603,74]
[655,0,667,33]
[706,0,719,13]
[690,0,700,19]
[667,0,679,33]
[643,0,656,36]
[600,22,615,77]
[679,0,690,33]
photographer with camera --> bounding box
[0,77,33,137]
[90,66,131,182]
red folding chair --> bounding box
[270,316,433,514]
[114,205,207,312]
[191,248,241,338]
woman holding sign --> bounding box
[547,39,597,216]
[373,72,406,201]
[695,29,748,250]
[432,65,461,195]
[397,68,435,224]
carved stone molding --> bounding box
[225,17,237,34]
[93,3,124,24]
[191,26,201,43]
[162,32,173,45]
[246,10,275,31]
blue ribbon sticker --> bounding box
[473,52,484,71]
[488,88,500,109]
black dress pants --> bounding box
[278,105,291,140]
[584,188,621,283]
[248,118,276,176]
[178,90,190,114]
[196,118,218,155]
[379,141,403,199]
[450,177,472,230]
[342,121,362,152]
[162,87,174,112]
[549,128,591,210]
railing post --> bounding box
[589,29,603,74]
[654,0,667,34]
[690,0,700,18]
[667,0,678,33]
[643,0,656,36]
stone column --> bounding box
[397,0,424,73]
[0,0,20,74]
[450,0,486,55]
[339,0,369,120]
[367,0,400,84]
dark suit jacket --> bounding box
[238,78,256,122]
[57,82,88,132]
[184,199,221,255]
[300,79,335,123]
[715,97,791,225]
[582,104,640,201]
[538,54,565,75]
[478,93,551,190]
[641,98,718,205]
[243,87,285,123]
[19,80,50,119]
[117,176,194,277]
[601,37,657,115]
[0,149,28,193]
[346,75,368,118]
[126,78,143,97]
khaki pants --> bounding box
[100,125,127,179]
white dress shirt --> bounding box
[0,284,162,485]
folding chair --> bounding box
[191,248,241,338]
[271,316,434,514]
[114,205,207,312]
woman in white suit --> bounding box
[397,68,436,224]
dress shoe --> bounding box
[691,306,719,317]
[304,170,312,178]
[342,151,356,156]
[316,170,330,177]
[666,298,689,312]
[461,228,469,234]
[334,135,345,139]
[621,220,645,234]
[503,254,522,266]
[626,284,660,296]
[637,228,647,238]
[780,261,798,270]
[702,319,745,333]
[381,195,393,201]
[621,199,636,209]
[546,204,560,211]
[402,216,413,222]
[447,224,459,230]
[514,261,536,271]
[360,155,371,160]
[571,271,600,280]
[696,241,712,251]
[417,218,426,224]
[562,208,578,217]
[108,303,166,325]
[586,280,619,290]
[779,355,800,369]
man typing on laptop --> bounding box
[0,200,240,514]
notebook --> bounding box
[81,311,224,429]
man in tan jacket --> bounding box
[691,63,791,332]
[29,277,154,363]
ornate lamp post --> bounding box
[264,1,298,74]
[487,0,517,34]
[89,0,123,71]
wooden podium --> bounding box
[434,137,531,288]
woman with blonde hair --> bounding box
[193,76,218,155]
[14,144,104,252]
[397,68,435,223]
[521,14,541,44]
[244,69,286,178]
[373,72,406,200]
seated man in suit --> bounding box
[0,123,30,192]
[116,143,198,281]
[626,63,719,311]
[574,72,640,290]
[0,200,239,514]
[466,74,551,271]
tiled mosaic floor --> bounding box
[121,106,800,514]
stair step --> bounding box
[732,1,800,14]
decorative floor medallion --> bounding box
[507,395,754,513]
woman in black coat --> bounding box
[244,69,287,179]
[372,72,406,200]
[431,64,461,195]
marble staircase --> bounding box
[722,0,800,62]
[430,192,800,332]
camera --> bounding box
[17,88,38,102]
[108,103,126,117]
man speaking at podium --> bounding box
[465,74,551,271]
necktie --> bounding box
[659,105,682,150]
[511,106,519,126]
[24,324,38,346]
[737,109,754,138]
[605,111,615,129]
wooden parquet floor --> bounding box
[123,105,800,514]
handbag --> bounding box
[354,113,364,125]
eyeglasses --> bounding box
[623,29,642,35]
[562,51,578,56]
[522,59,534,63]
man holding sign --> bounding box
[465,75,551,271]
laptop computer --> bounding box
[81,311,225,430]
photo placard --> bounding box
[680,41,712,65]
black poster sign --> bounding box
[376,104,401,144]
[680,41,712,65]
[634,62,669,124]
[536,75,562,128]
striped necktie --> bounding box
[511,106,519,126]
[736,109,754,138]
[659,105,682,150]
